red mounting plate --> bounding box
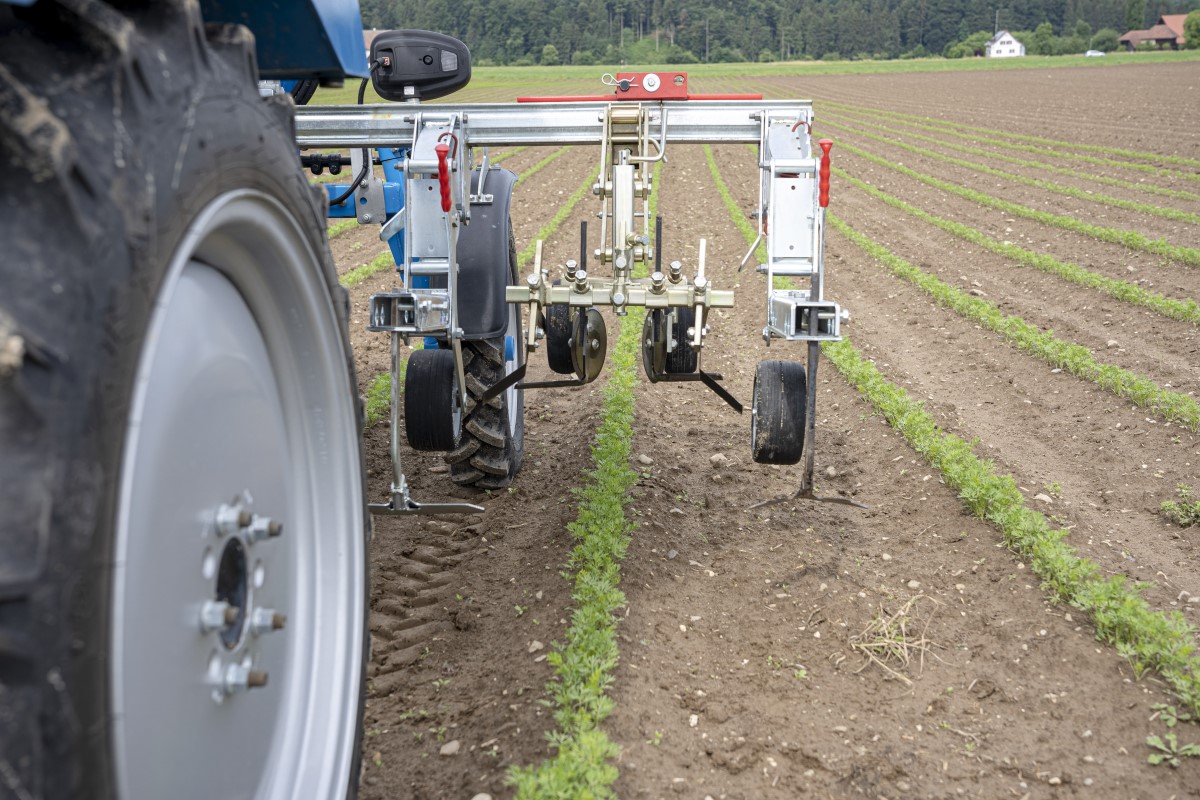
[614,72,689,100]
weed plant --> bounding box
[1161,485,1200,527]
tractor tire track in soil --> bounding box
[603,142,1198,799]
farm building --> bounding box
[1119,14,1187,50]
[985,30,1026,57]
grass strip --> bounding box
[518,165,603,268]
[821,118,1200,227]
[823,338,1200,715]
[819,112,1200,204]
[831,166,1200,326]
[824,99,1200,171]
[828,210,1200,431]
[706,144,1200,716]
[837,140,1200,268]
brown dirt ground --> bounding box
[341,61,1200,799]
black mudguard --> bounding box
[457,166,518,340]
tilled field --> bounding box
[332,61,1200,799]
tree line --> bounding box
[360,0,1199,63]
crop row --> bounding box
[510,158,662,796]
[829,166,1200,325]
[823,101,1200,184]
[824,100,1200,171]
[704,145,1200,717]
[820,117,1200,227]
[832,140,1200,267]
[821,110,1200,205]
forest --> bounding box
[360,0,1199,63]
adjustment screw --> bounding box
[359,213,372,224]
[695,275,709,290]
[223,664,269,693]
[199,600,237,633]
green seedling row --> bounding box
[817,111,1200,205]
[820,118,1200,227]
[831,166,1200,326]
[828,210,1200,431]
[518,165,603,268]
[823,102,1200,183]
[327,218,357,240]
[363,372,393,428]
[509,160,665,798]
[822,337,1200,716]
[706,147,1200,717]
[823,99,1200,172]
[839,141,1200,268]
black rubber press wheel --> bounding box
[750,360,807,465]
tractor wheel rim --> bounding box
[111,190,364,799]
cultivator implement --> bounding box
[295,35,851,512]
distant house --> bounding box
[985,31,1025,57]
[1119,15,1187,50]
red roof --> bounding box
[1119,14,1187,45]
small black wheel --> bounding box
[751,360,807,464]
[664,307,699,375]
[405,349,461,451]
[545,291,575,374]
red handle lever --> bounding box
[435,142,451,212]
[818,139,833,208]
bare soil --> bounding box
[342,61,1200,799]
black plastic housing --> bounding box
[370,30,472,102]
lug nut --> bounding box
[215,504,251,537]
[223,663,270,693]
[251,607,287,635]
[200,600,237,633]
[248,515,283,543]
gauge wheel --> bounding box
[751,360,807,465]
[0,6,367,798]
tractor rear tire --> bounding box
[751,360,807,465]
[0,4,367,799]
